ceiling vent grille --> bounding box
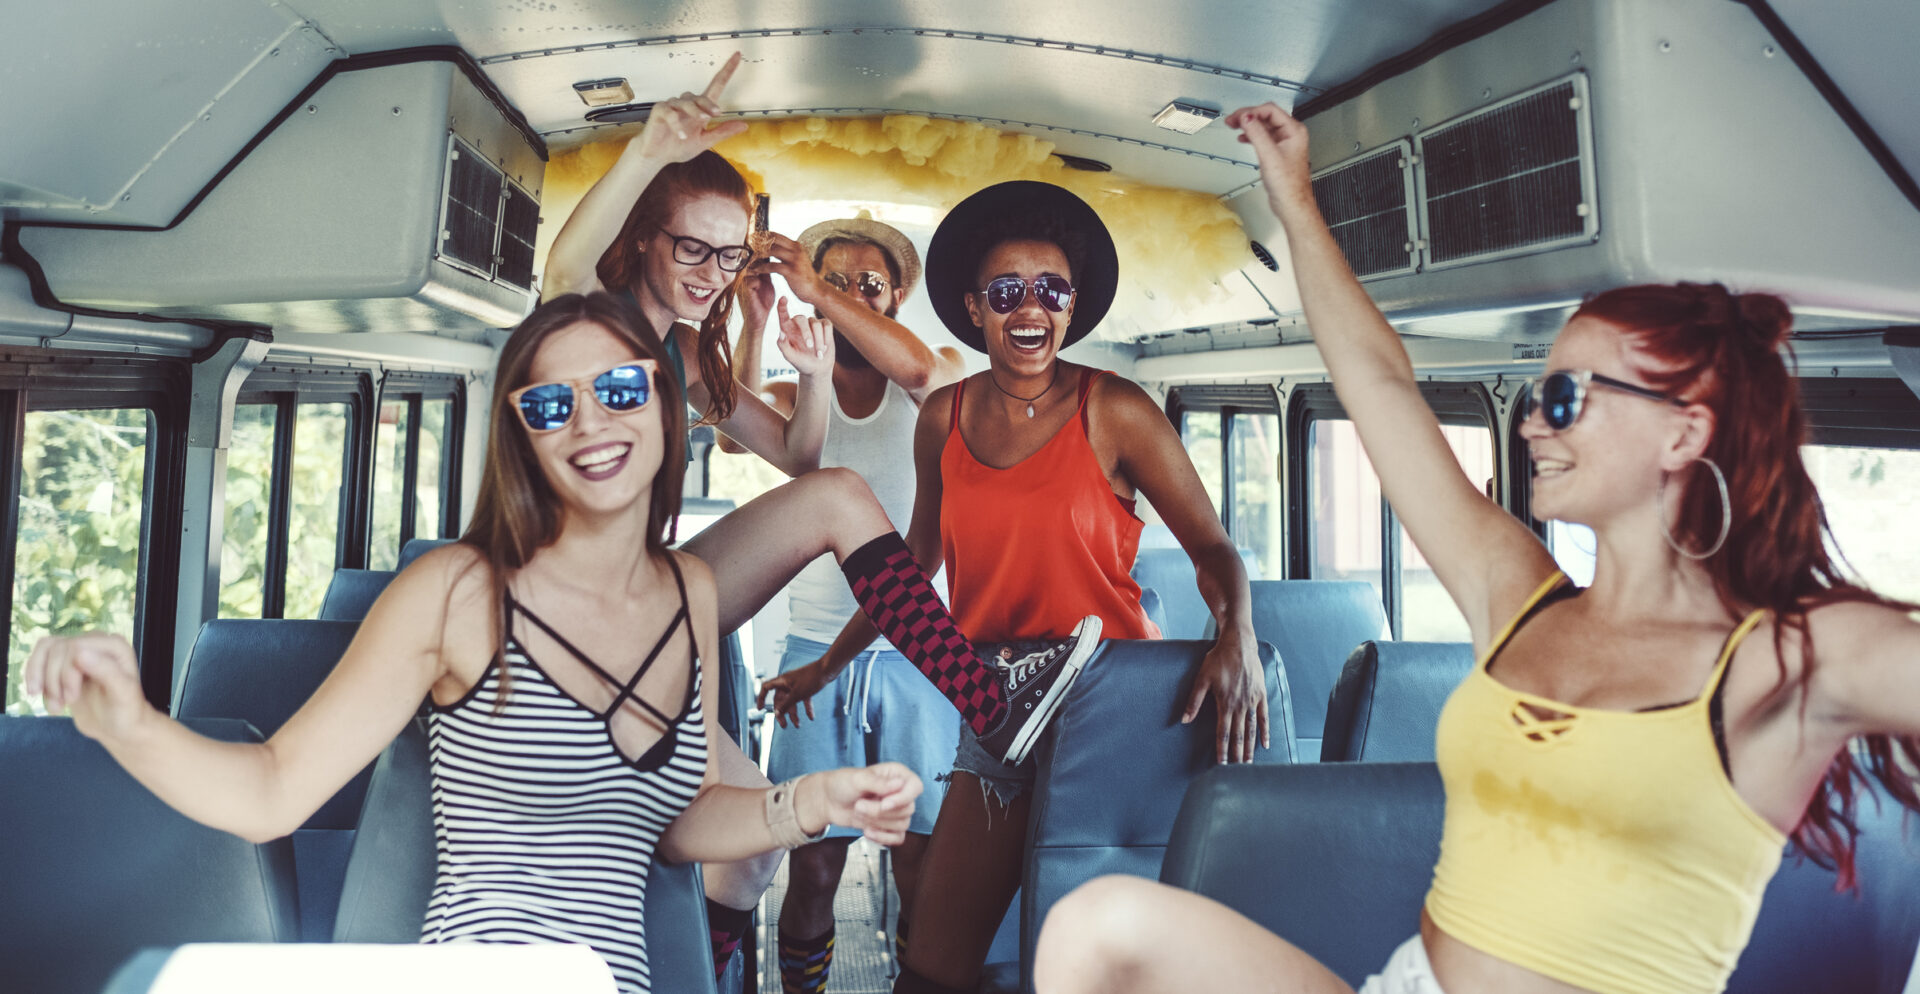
[437,136,543,292]
[1311,140,1417,281]
[1415,73,1596,269]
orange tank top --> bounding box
[940,369,1158,643]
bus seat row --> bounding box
[1242,579,1389,759]
[1161,763,1920,994]
[317,569,398,622]
[1319,641,1475,762]
[175,619,368,940]
[1017,638,1295,992]
[0,716,301,994]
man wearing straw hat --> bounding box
[744,215,967,994]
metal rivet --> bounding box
[1659,40,1672,52]
[1411,118,1421,128]
[1482,88,1492,99]
[121,194,132,202]
[202,113,212,121]
[1570,50,1582,63]
[1762,45,1777,57]
[392,106,403,115]
[270,48,280,56]
[307,104,317,113]
[1352,141,1362,152]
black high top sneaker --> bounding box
[975,615,1103,766]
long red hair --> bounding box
[1575,282,1920,888]
[595,149,752,425]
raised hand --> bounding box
[1225,102,1315,215]
[630,51,750,166]
[1181,633,1270,764]
[757,658,831,728]
[747,231,829,304]
[813,762,923,845]
[774,296,836,378]
[23,633,157,743]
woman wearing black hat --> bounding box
[765,181,1269,994]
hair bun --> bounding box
[1733,291,1793,350]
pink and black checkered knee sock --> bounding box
[842,533,1006,734]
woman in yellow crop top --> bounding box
[1031,103,1920,994]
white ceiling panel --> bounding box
[1769,0,1920,205]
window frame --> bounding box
[0,351,190,709]
[1285,381,1496,637]
[371,372,466,563]
[233,364,374,616]
[1167,384,1283,545]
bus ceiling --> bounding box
[2,0,1918,349]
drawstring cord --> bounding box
[839,646,883,734]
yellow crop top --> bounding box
[1425,573,1787,994]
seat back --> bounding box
[1161,762,1441,987]
[0,716,300,994]
[398,536,456,570]
[1160,763,1920,993]
[1020,639,1295,992]
[1128,548,1211,638]
[317,568,399,621]
[173,618,366,939]
[1243,580,1388,758]
[335,718,719,994]
[1320,641,1473,762]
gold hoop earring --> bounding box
[1657,456,1731,560]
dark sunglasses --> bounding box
[976,275,1075,314]
[660,231,753,272]
[823,270,893,299]
[1520,369,1688,431]
[509,360,658,433]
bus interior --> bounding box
[2,0,1918,992]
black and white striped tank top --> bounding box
[422,557,708,994]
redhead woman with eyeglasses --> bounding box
[23,292,923,994]
[540,55,1109,975]
[1031,102,1920,994]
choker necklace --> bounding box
[986,364,1060,419]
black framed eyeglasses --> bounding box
[508,360,658,433]
[823,270,893,299]
[660,231,754,272]
[976,275,1075,314]
[1520,369,1689,431]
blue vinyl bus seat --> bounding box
[1019,638,1295,993]
[0,716,299,994]
[1242,580,1388,760]
[317,568,399,621]
[1319,641,1473,762]
[1160,763,1920,993]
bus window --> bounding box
[1183,411,1225,520]
[369,399,412,570]
[1803,443,1920,602]
[218,404,278,618]
[415,397,454,544]
[1230,412,1281,580]
[286,403,352,618]
[1397,424,1495,640]
[1307,417,1383,602]
[7,408,153,715]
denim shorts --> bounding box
[766,635,958,838]
[1357,936,1446,994]
[951,721,1036,810]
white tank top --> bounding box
[787,379,921,646]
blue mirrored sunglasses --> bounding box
[509,361,657,433]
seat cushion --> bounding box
[1320,641,1473,762]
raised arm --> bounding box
[541,53,748,301]
[21,545,481,843]
[1227,102,1554,644]
[698,299,833,475]
[660,552,920,861]
[1094,376,1267,763]
[753,232,968,403]
[1808,601,1920,740]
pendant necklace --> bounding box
[987,364,1060,418]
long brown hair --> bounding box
[460,292,688,698]
[1576,282,1920,887]
[595,149,752,425]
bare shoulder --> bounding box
[919,379,960,426]
[1805,597,1919,658]
[386,542,493,620]
[668,548,718,616]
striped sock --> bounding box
[707,899,753,981]
[842,533,1006,734]
[778,924,835,994]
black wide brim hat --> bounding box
[926,181,1118,353]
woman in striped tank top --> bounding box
[24,292,926,994]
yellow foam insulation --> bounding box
[538,116,1252,307]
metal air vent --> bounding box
[437,136,543,293]
[1415,73,1597,269]
[1311,140,1417,281]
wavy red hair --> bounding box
[1575,282,1920,889]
